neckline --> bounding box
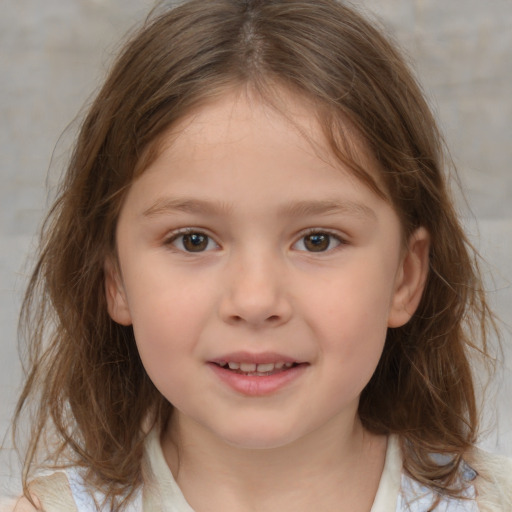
[370,435,402,511]
[143,430,403,512]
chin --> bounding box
[225,436,296,451]
[215,423,303,451]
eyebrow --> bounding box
[142,197,376,221]
[142,197,233,217]
[279,199,377,221]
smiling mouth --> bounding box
[214,361,301,376]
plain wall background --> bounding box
[1,0,511,495]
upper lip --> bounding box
[209,351,304,365]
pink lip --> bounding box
[210,351,301,365]
[208,359,308,397]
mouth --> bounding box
[213,361,300,376]
[208,356,308,395]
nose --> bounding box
[218,249,293,328]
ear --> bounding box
[388,227,430,328]
[104,257,132,326]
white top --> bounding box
[62,431,479,511]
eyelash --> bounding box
[164,228,347,254]
[165,228,219,253]
[293,229,346,253]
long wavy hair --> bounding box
[14,0,497,508]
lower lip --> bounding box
[208,363,308,396]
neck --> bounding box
[161,412,387,512]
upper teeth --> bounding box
[224,362,293,372]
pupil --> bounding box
[184,233,207,252]
[305,233,329,252]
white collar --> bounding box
[143,430,404,512]
[371,435,403,511]
[143,430,477,512]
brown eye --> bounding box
[183,233,208,252]
[304,233,330,252]
[170,232,217,252]
[294,232,342,253]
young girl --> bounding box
[6,0,512,510]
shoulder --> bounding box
[466,447,512,511]
[0,472,77,512]
[22,468,142,512]
[0,497,39,512]
[4,463,146,512]
[392,438,511,512]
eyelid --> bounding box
[292,228,348,253]
[164,227,220,252]
[298,227,348,241]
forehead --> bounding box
[161,88,325,162]
[143,85,387,195]
[117,86,402,241]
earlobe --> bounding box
[388,227,430,328]
[104,257,132,326]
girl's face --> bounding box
[106,88,429,450]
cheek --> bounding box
[305,257,396,329]
[122,274,209,371]
[125,260,214,326]
[127,286,204,405]
[303,260,394,376]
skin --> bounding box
[104,87,430,512]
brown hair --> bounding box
[14,0,497,508]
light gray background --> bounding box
[1,0,511,496]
